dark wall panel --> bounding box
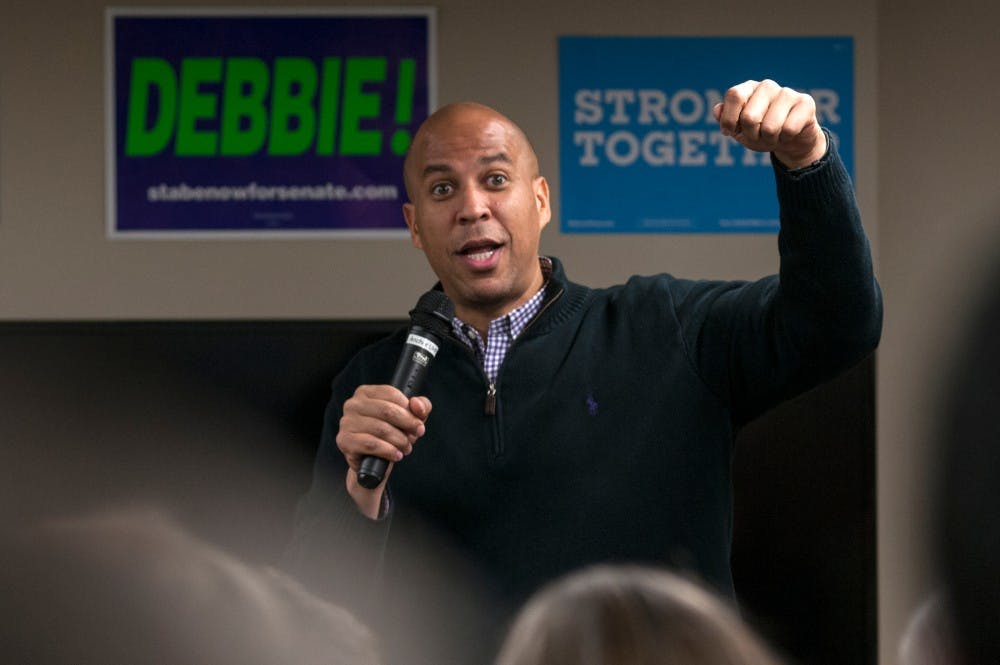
[1,321,874,665]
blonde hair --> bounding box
[496,565,783,665]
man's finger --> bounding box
[339,429,406,463]
[779,95,819,144]
[718,80,759,135]
[348,394,423,431]
[409,396,433,420]
[758,88,797,144]
[355,383,410,407]
[738,79,782,143]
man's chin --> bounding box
[455,283,518,313]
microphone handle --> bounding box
[356,328,441,489]
[357,456,391,490]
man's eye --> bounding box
[431,183,453,196]
[487,174,508,187]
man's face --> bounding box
[402,105,551,324]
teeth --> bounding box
[466,248,496,261]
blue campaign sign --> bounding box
[558,37,853,233]
[106,8,435,237]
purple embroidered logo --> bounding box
[586,394,599,416]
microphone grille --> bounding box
[409,290,454,335]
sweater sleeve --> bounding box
[676,134,883,425]
[281,356,393,608]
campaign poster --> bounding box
[558,36,853,233]
[106,8,435,238]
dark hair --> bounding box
[495,565,783,665]
[936,264,1000,665]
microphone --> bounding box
[356,289,454,489]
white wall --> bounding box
[877,1,1000,663]
[0,0,877,320]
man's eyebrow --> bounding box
[420,163,454,179]
[420,153,513,179]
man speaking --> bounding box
[285,79,882,661]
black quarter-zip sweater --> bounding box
[285,140,883,658]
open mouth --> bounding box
[458,241,503,263]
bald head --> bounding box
[403,103,540,202]
[398,100,551,332]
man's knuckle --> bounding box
[375,402,396,422]
[740,109,762,126]
[374,420,397,441]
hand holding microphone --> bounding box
[353,290,454,490]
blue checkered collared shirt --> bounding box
[451,258,551,383]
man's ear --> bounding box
[534,176,551,230]
[402,203,423,249]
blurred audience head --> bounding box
[898,592,962,665]
[495,565,783,665]
[0,507,382,665]
[935,263,1000,665]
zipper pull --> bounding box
[485,383,497,415]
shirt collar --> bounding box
[451,257,551,342]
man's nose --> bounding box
[456,186,490,224]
